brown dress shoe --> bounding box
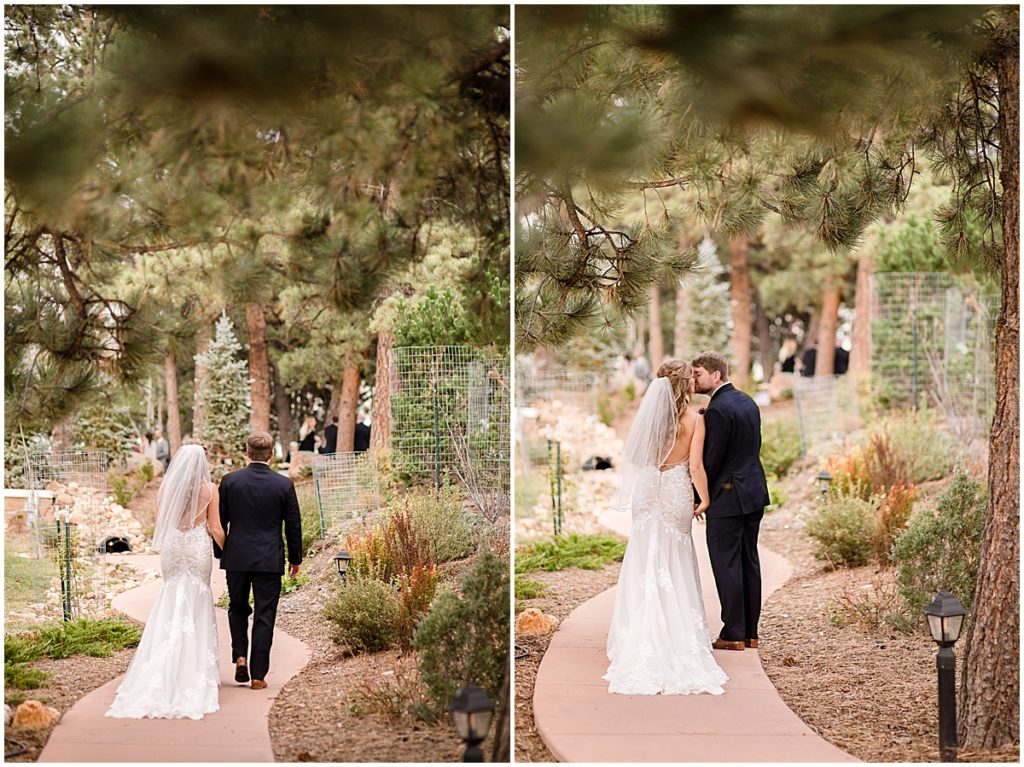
[712,638,745,651]
[251,679,268,690]
[745,639,759,649]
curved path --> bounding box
[532,510,858,763]
[39,555,310,763]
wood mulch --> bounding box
[4,644,138,762]
[514,561,622,763]
[758,469,1019,764]
[270,541,494,763]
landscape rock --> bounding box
[516,607,559,635]
[11,700,61,729]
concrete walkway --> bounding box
[40,555,310,762]
[532,510,858,763]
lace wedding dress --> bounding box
[604,461,728,695]
[106,523,220,719]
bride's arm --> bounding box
[206,486,226,549]
[690,415,711,518]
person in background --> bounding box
[153,429,170,470]
[354,420,371,453]
[779,338,798,374]
[320,417,339,455]
[297,415,318,452]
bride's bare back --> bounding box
[660,408,699,470]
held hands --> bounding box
[693,501,709,521]
[288,563,301,578]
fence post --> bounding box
[432,380,442,491]
[556,440,563,535]
[61,508,73,622]
[911,314,919,410]
[547,439,558,536]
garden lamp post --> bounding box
[450,684,494,762]
[333,550,352,584]
[815,469,832,499]
[924,591,967,762]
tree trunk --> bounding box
[815,277,841,377]
[753,284,773,381]
[674,281,689,358]
[728,236,752,387]
[325,386,342,424]
[192,319,211,441]
[164,347,182,455]
[850,256,874,377]
[959,11,1020,748]
[648,285,664,370]
[337,355,361,453]
[371,331,393,452]
[245,303,271,434]
[271,361,294,451]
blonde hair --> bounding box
[655,359,695,415]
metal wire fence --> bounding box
[792,375,864,455]
[389,346,510,517]
[871,272,999,440]
[312,451,382,532]
[7,451,114,625]
[516,369,600,417]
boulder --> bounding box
[515,607,559,635]
[11,700,61,729]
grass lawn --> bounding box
[5,531,58,632]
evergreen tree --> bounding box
[679,237,731,359]
[194,314,251,468]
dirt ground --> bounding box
[514,562,622,763]
[270,542,497,763]
[4,644,138,761]
[759,470,1019,764]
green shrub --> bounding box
[414,551,508,713]
[515,577,548,600]
[883,409,957,483]
[516,533,626,574]
[805,494,878,567]
[5,618,141,662]
[890,469,985,615]
[324,577,400,654]
[760,420,802,478]
[404,486,477,563]
[5,661,49,690]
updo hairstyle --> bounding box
[655,358,695,415]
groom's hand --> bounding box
[288,563,300,578]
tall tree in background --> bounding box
[194,315,251,468]
[727,237,753,387]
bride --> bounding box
[603,359,728,695]
[106,444,226,719]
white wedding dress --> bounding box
[604,460,728,695]
[106,520,219,719]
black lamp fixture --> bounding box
[924,590,967,762]
[815,469,832,499]
[450,684,494,762]
[333,550,352,583]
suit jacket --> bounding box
[218,463,303,574]
[701,383,771,517]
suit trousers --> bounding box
[705,510,763,642]
[226,571,282,682]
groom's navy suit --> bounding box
[218,462,303,682]
[700,382,771,643]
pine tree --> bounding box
[679,237,731,360]
[194,314,252,468]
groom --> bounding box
[691,352,771,652]
[218,432,303,689]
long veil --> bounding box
[151,444,211,552]
[612,376,678,513]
